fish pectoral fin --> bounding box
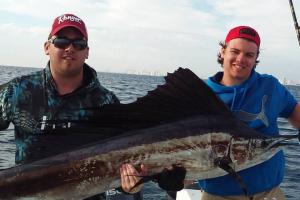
[214,156,234,171]
[214,157,252,199]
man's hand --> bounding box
[120,164,146,194]
[156,165,186,191]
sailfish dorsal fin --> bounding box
[29,68,233,162]
[90,67,233,129]
[134,67,231,115]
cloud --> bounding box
[0,0,299,80]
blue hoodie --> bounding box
[198,70,297,196]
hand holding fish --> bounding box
[120,163,146,194]
[155,165,186,191]
[120,163,186,193]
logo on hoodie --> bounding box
[234,95,269,127]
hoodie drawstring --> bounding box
[230,85,248,111]
[231,88,237,110]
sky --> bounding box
[0,0,299,82]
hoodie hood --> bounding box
[206,70,258,110]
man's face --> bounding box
[220,38,258,86]
[44,27,89,78]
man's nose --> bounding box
[236,53,246,63]
[64,43,76,52]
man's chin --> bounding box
[60,67,83,77]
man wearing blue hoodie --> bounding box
[119,25,300,200]
[199,26,300,199]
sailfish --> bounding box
[0,68,298,200]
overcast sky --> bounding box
[0,0,299,82]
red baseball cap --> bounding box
[225,26,260,48]
[50,14,88,39]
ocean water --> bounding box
[0,65,299,199]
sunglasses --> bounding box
[48,37,88,51]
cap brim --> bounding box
[50,24,87,39]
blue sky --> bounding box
[0,0,299,83]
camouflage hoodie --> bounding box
[0,63,119,164]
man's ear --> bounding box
[220,47,225,59]
[44,42,50,55]
[85,47,89,59]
